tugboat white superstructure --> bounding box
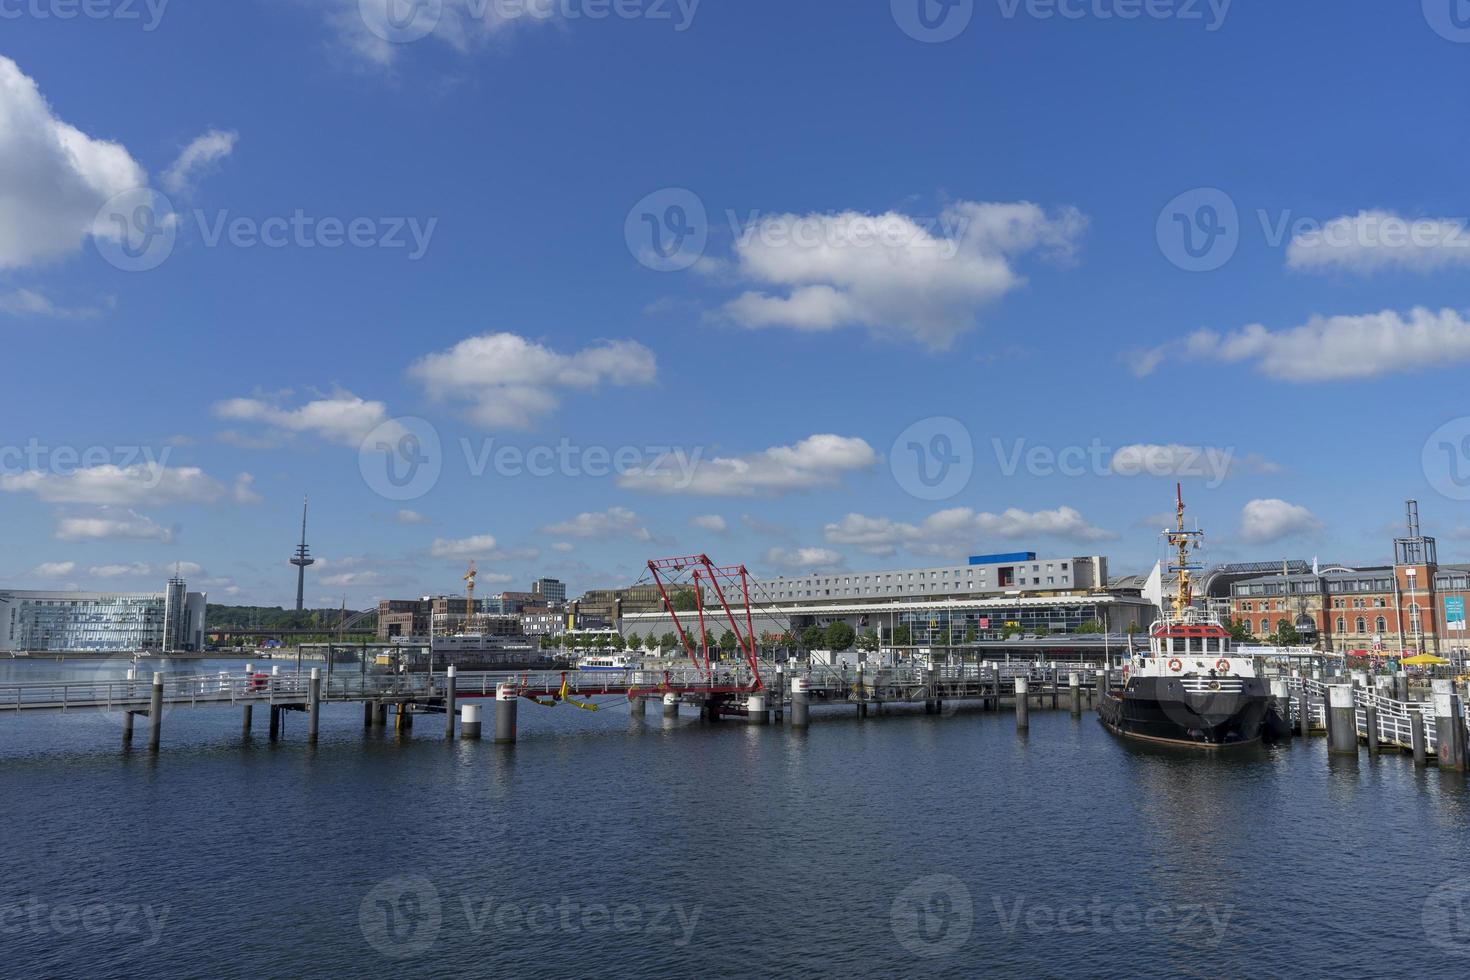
[1099,485,1270,748]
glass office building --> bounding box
[0,588,207,654]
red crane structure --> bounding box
[647,554,764,690]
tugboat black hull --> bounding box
[1099,677,1269,749]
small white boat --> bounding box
[577,654,636,672]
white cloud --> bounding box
[212,388,398,446]
[619,434,877,497]
[1287,210,1470,275]
[690,514,728,534]
[232,473,263,504]
[88,561,204,579]
[1108,444,1280,482]
[0,56,147,269]
[324,0,541,67]
[428,534,499,560]
[0,288,103,319]
[161,129,237,196]
[551,541,574,553]
[764,547,845,573]
[541,506,651,541]
[55,510,173,542]
[1239,499,1323,544]
[30,561,75,577]
[322,570,384,587]
[395,509,429,524]
[825,506,1116,557]
[720,201,1086,348]
[1,463,229,507]
[1134,307,1470,382]
[409,333,657,429]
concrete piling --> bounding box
[747,692,767,725]
[495,683,518,745]
[1050,671,1060,710]
[444,665,457,740]
[122,710,134,746]
[1432,681,1467,771]
[269,705,281,739]
[243,704,254,737]
[373,702,387,727]
[1069,672,1081,717]
[1365,704,1380,756]
[630,696,646,720]
[1412,711,1428,767]
[363,701,373,728]
[1328,685,1357,755]
[662,693,678,719]
[460,703,482,740]
[1269,679,1291,734]
[307,667,321,743]
[924,668,938,715]
[1298,690,1312,737]
[1395,672,1409,703]
[147,672,163,752]
[395,703,412,733]
[791,677,810,729]
[1015,676,1029,731]
[774,668,785,722]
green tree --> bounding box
[593,633,610,650]
[801,624,827,651]
[719,630,738,656]
[673,590,700,612]
[703,630,717,653]
[660,632,678,652]
[891,624,912,646]
[964,626,979,645]
[1223,617,1253,643]
[825,621,856,652]
[1075,620,1103,635]
[1274,619,1300,646]
[857,629,880,653]
[610,632,626,651]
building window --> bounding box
[1356,617,1366,635]
[1336,617,1346,635]
[1376,616,1386,634]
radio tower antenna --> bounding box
[289,495,315,612]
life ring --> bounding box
[1216,659,1230,672]
[1168,658,1182,672]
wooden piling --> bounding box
[242,703,253,737]
[269,705,281,739]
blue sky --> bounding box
[3,0,1470,606]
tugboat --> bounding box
[1099,485,1270,748]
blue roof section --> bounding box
[968,553,1037,566]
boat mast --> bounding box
[1166,482,1204,620]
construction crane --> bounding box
[463,560,477,635]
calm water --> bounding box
[3,658,1470,978]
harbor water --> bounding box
[3,659,1470,978]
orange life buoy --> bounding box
[1168,658,1182,672]
[1216,659,1230,672]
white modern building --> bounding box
[0,583,207,654]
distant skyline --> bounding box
[4,3,1470,606]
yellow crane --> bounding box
[463,560,477,635]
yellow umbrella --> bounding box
[1402,654,1451,666]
